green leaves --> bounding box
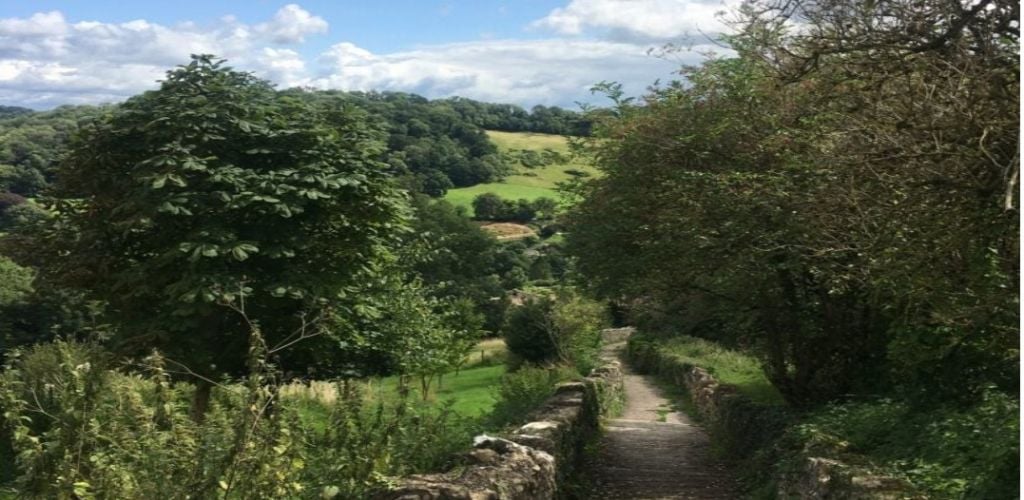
[230,243,259,261]
[41,55,409,383]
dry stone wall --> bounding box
[627,336,918,500]
[375,359,624,500]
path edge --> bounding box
[374,331,626,500]
[627,335,922,500]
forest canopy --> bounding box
[570,0,1018,406]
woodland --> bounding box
[0,0,1018,498]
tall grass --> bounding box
[656,335,784,405]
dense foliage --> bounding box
[0,105,104,197]
[442,97,591,136]
[283,90,507,194]
[568,0,1017,495]
[0,90,586,201]
[570,0,1017,405]
[13,57,417,394]
[0,340,481,499]
[471,192,558,223]
[405,194,539,333]
[503,290,608,373]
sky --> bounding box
[0,0,738,110]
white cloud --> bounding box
[0,5,328,108]
[531,0,737,42]
[255,4,327,44]
[0,11,68,37]
[256,47,307,87]
[311,39,715,107]
[0,2,734,109]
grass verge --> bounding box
[654,335,784,405]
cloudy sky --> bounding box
[0,0,736,109]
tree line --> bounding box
[0,92,589,201]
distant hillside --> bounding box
[0,106,33,119]
[0,91,589,201]
[445,130,598,215]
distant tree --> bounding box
[472,192,509,220]
[510,199,537,223]
[531,197,558,220]
[0,192,26,211]
[0,203,47,232]
[419,169,454,197]
[0,106,33,119]
[503,298,557,365]
[0,105,104,196]
[406,195,521,333]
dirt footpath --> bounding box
[587,340,737,499]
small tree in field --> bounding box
[472,192,508,220]
[30,55,409,418]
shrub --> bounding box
[0,192,26,211]
[548,293,607,375]
[0,339,492,499]
[790,392,1019,499]
[503,298,558,366]
[517,150,547,168]
[503,291,609,374]
[472,192,507,220]
[0,203,47,232]
[0,341,237,498]
[296,384,480,499]
[488,364,578,428]
[471,193,551,223]
[531,197,558,220]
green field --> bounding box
[445,130,598,215]
[378,364,506,416]
[286,339,509,422]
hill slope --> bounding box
[445,130,597,215]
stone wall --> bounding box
[626,336,918,500]
[598,327,635,345]
[375,359,624,500]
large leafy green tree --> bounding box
[568,0,1017,405]
[27,56,409,412]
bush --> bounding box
[503,298,558,366]
[296,384,480,499]
[472,192,507,220]
[0,192,26,211]
[548,293,607,375]
[0,341,243,498]
[0,340,489,499]
[503,291,609,374]
[0,203,47,232]
[471,193,554,223]
[790,392,1019,499]
[517,149,547,168]
[488,364,578,428]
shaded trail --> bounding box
[588,336,737,499]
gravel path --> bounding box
[588,341,737,499]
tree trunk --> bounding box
[190,379,213,424]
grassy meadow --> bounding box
[445,130,598,215]
[285,338,509,426]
